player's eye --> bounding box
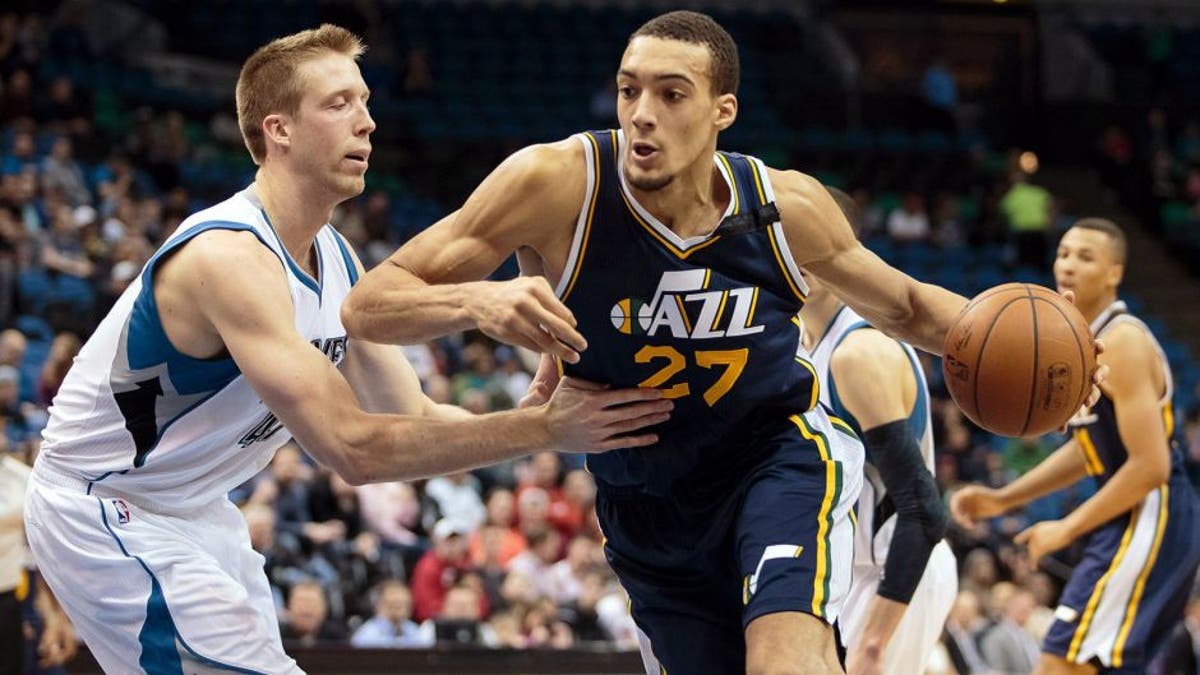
[618,86,636,98]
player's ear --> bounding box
[1107,262,1124,289]
[263,113,292,152]
[714,93,737,132]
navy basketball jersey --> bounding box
[556,130,818,496]
[1067,301,1187,486]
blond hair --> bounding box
[236,24,365,164]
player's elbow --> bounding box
[340,290,370,339]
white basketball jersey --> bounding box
[36,186,358,514]
[807,306,935,567]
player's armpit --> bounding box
[768,169,966,355]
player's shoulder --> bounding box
[831,327,907,376]
[762,167,826,207]
[1099,319,1159,374]
[502,136,587,184]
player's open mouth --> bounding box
[631,142,658,164]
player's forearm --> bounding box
[853,595,908,657]
[1062,462,1165,540]
[874,281,967,355]
[334,407,553,484]
[341,262,488,343]
[996,440,1088,509]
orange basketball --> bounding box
[942,283,1096,437]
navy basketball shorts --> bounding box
[598,406,863,674]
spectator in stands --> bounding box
[560,469,596,540]
[980,588,1041,674]
[36,76,89,136]
[40,136,89,208]
[38,204,92,282]
[961,548,999,599]
[515,486,552,542]
[508,528,562,599]
[999,170,1052,269]
[547,535,600,605]
[427,584,496,647]
[0,68,33,124]
[35,332,78,406]
[886,192,931,243]
[357,480,424,570]
[349,580,430,648]
[411,519,476,622]
[280,581,347,647]
[423,471,486,534]
[943,590,996,675]
[0,330,25,371]
[469,487,526,568]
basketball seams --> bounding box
[971,293,1030,433]
[1031,294,1091,427]
[1021,284,1038,437]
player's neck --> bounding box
[1078,291,1119,325]
[254,167,336,270]
[799,295,844,351]
[629,158,730,239]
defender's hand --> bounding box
[950,485,1008,528]
[544,377,671,452]
[846,644,884,675]
[38,611,76,667]
[472,277,587,363]
[519,354,562,408]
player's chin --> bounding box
[626,168,672,192]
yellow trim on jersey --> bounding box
[794,356,820,411]
[618,187,723,259]
[1162,404,1174,437]
[766,223,807,303]
[14,568,28,602]
[791,413,836,618]
[848,506,858,532]
[715,153,741,215]
[702,267,712,289]
[746,287,760,327]
[1112,484,1170,667]
[561,132,602,301]
[829,415,858,439]
[791,315,802,329]
[1067,505,1140,662]
[745,154,769,203]
[1075,428,1105,477]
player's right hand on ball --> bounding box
[544,377,672,452]
[473,277,587,364]
[949,485,1008,528]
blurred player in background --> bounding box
[801,188,956,675]
[22,25,667,674]
[953,218,1200,674]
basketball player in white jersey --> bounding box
[801,189,956,675]
[953,218,1200,674]
[22,25,670,674]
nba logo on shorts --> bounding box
[111,499,131,525]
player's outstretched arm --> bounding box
[1015,323,1171,565]
[950,437,1088,530]
[770,169,967,355]
[341,140,588,363]
[177,231,670,484]
[830,330,947,674]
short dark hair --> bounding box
[631,11,739,96]
[1071,217,1127,264]
[825,186,863,237]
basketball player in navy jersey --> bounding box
[22,25,667,674]
[800,189,956,675]
[952,218,1200,674]
[343,12,1100,674]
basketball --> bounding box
[942,283,1096,437]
